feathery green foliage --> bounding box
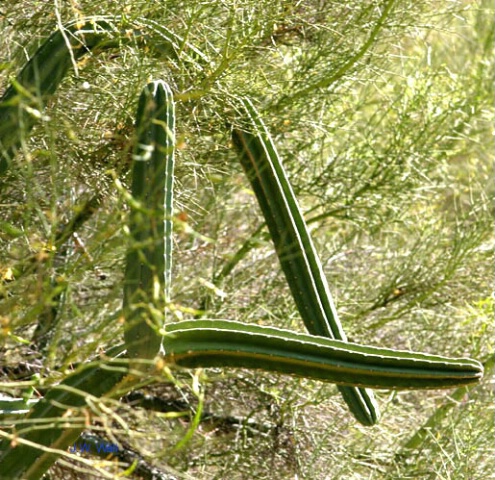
[0,1,492,479]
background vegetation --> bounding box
[0,0,493,478]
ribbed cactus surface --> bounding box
[124,80,175,362]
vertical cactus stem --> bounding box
[124,80,175,363]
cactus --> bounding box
[232,98,379,425]
[0,347,128,479]
[124,80,175,363]
[161,319,482,389]
[0,79,176,478]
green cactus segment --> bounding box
[163,320,483,389]
[0,353,127,480]
[232,98,379,425]
[0,16,204,176]
[124,80,175,361]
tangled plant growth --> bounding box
[0,0,495,480]
[0,24,483,476]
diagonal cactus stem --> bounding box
[232,98,380,425]
[0,347,128,479]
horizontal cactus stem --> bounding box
[162,320,483,390]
